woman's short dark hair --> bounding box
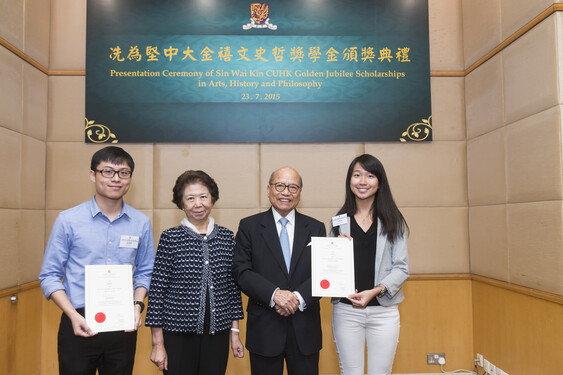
[90,146,135,172]
[336,154,408,243]
[172,170,219,209]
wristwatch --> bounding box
[376,284,387,298]
[133,300,145,313]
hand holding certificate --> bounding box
[311,237,355,297]
[85,265,135,333]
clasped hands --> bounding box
[273,289,300,316]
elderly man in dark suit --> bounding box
[233,166,326,375]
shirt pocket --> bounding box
[116,247,137,264]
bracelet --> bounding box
[230,328,240,332]
[377,284,387,298]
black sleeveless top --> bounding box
[340,216,380,306]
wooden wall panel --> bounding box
[0,294,17,375]
[25,276,563,374]
[35,279,476,374]
[41,298,62,375]
[393,279,474,373]
[14,288,42,374]
[0,287,43,375]
[472,281,563,374]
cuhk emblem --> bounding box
[243,3,277,30]
[251,3,269,24]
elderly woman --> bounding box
[146,170,244,375]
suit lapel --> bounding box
[290,211,309,278]
[375,218,387,274]
[260,209,289,276]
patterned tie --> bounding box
[279,217,291,272]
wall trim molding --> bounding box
[464,3,563,76]
[408,273,471,281]
[431,71,465,77]
[47,69,85,76]
[2,4,561,78]
[0,36,48,74]
[0,280,40,298]
[3,275,561,304]
[433,3,563,77]
[471,274,563,304]
[409,274,563,305]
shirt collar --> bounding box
[88,196,128,219]
[271,207,295,226]
[181,216,215,235]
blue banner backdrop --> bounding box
[86,0,431,143]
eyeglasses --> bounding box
[96,169,132,179]
[270,182,301,194]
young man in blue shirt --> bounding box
[39,146,155,375]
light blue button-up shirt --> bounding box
[39,196,155,309]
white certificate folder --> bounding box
[311,237,355,297]
[85,265,135,333]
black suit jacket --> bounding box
[233,208,326,357]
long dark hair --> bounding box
[336,154,408,243]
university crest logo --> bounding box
[243,3,277,30]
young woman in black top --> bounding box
[331,154,409,375]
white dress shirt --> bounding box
[272,208,295,255]
[269,208,306,311]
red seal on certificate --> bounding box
[95,312,106,323]
[320,279,330,289]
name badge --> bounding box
[120,235,139,249]
[331,214,348,227]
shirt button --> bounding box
[210,285,214,289]
[212,309,216,312]
[109,241,112,245]
[204,236,207,240]
[204,261,209,265]
[107,258,111,262]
